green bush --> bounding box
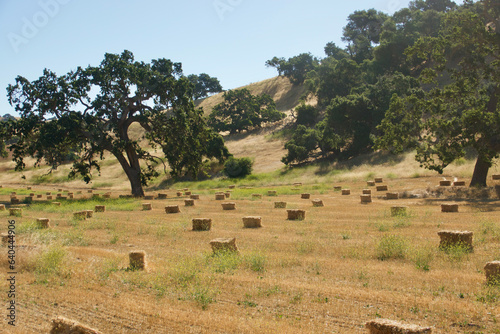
[376,235,408,260]
[223,157,253,178]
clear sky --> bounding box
[0,0,452,116]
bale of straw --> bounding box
[46,192,52,195]
[10,197,20,205]
[58,188,63,192]
[221,202,236,210]
[386,192,399,200]
[360,195,372,204]
[9,208,22,217]
[144,195,154,200]
[36,194,43,198]
[190,194,200,200]
[68,193,74,199]
[184,199,195,207]
[215,194,226,200]
[376,185,388,192]
[439,180,451,186]
[229,185,236,189]
[87,190,93,193]
[165,205,180,214]
[224,192,231,198]
[243,216,262,228]
[293,182,302,186]
[374,178,383,183]
[252,194,263,199]
[176,192,182,197]
[391,206,408,216]
[59,196,68,200]
[0,204,5,211]
[210,238,238,253]
[92,194,100,199]
[50,316,102,334]
[287,209,306,220]
[1,233,10,246]
[441,203,459,213]
[24,196,33,203]
[85,210,94,218]
[185,191,192,196]
[57,193,62,198]
[301,193,311,199]
[334,186,342,191]
[129,251,147,270]
[158,193,168,199]
[362,189,372,195]
[142,203,152,211]
[484,261,500,284]
[492,174,500,180]
[183,188,189,191]
[27,186,32,190]
[36,218,50,229]
[268,190,277,196]
[192,218,212,231]
[30,193,35,197]
[52,202,61,206]
[312,199,324,207]
[341,189,351,195]
[438,230,473,252]
[274,201,287,209]
[365,319,432,334]
[47,196,53,200]
[95,205,106,213]
[453,181,466,187]
[73,211,87,220]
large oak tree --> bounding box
[5,50,229,196]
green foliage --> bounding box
[5,50,229,196]
[265,53,319,84]
[282,125,320,165]
[223,157,253,178]
[34,245,71,277]
[293,103,319,126]
[376,235,409,260]
[208,89,285,134]
[187,73,223,100]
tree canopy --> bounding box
[208,89,285,134]
[5,50,230,196]
[187,73,223,100]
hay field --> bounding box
[1,176,500,333]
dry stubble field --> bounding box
[1,176,500,333]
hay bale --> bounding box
[192,218,212,231]
[229,185,236,189]
[165,205,180,214]
[293,182,302,187]
[73,211,87,220]
[59,196,68,200]
[190,194,200,200]
[439,180,451,187]
[92,194,100,199]
[0,204,5,211]
[243,216,262,228]
[50,316,102,334]
[224,192,231,198]
[184,199,195,207]
[10,197,20,205]
[287,209,306,220]
[376,185,388,192]
[274,201,287,209]
[215,193,225,200]
[9,208,22,217]
[210,238,238,253]
[144,195,154,200]
[36,194,43,198]
[142,203,152,211]
[87,190,93,193]
[484,261,500,284]
[386,192,399,200]
[441,203,459,213]
[95,205,106,213]
[391,206,408,216]
[438,230,473,252]
[46,192,52,195]
[85,210,94,218]
[342,189,351,195]
[268,190,277,196]
[374,178,383,183]
[30,193,35,197]
[221,202,236,210]
[312,199,324,207]
[158,193,168,199]
[68,193,74,199]
[301,193,311,199]
[24,196,33,203]
[129,251,147,270]
[252,194,263,199]
[52,202,61,206]
[176,192,182,197]
[333,186,342,191]
[36,218,50,228]
[184,191,192,196]
[1,233,9,246]
[360,195,372,204]
[58,188,63,192]
[183,188,189,191]
[453,181,466,187]
[47,195,53,200]
[27,186,32,190]
[57,193,62,198]
[365,319,432,334]
[362,189,372,195]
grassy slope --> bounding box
[0,76,497,191]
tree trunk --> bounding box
[470,156,490,187]
[114,153,145,197]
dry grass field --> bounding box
[2,175,500,333]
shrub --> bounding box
[223,157,253,178]
[376,235,408,260]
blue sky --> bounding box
[0,0,451,115]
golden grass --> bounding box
[1,175,500,332]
